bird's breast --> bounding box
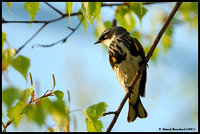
[113,54,142,88]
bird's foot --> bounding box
[126,86,134,94]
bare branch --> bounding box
[2,74,56,131]
[103,111,116,116]
[32,90,54,103]
[29,72,33,86]
[2,4,82,55]
[67,90,71,108]
[145,2,183,63]
[52,74,56,91]
[32,16,83,48]
[106,2,182,132]
[2,12,82,24]
[16,23,48,54]
[101,2,164,7]
[2,122,6,132]
[2,120,12,132]
[45,2,65,16]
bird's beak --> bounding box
[94,40,101,45]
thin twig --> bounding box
[101,2,164,7]
[2,120,12,132]
[28,72,35,104]
[2,74,56,131]
[45,2,65,16]
[32,16,83,48]
[106,2,182,132]
[103,111,116,116]
[16,23,48,54]
[67,90,71,109]
[52,74,56,91]
[2,89,54,132]
[2,12,82,24]
[2,90,54,132]
[145,2,182,63]
[2,122,6,132]
[29,72,33,86]
[32,91,54,103]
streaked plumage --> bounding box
[95,26,147,122]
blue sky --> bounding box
[2,2,198,132]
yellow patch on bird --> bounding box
[134,43,140,52]
[112,56,117,63]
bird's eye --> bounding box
[103,33,108,39]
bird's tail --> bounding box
[127,97,147,122]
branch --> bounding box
[31,90,54,103]
[106,2,182,132]
[31,74,56,103]
[2,89,54,132]
[2,74,56,132]
[2,12,82,24]
[32,16,83,48]
[101,2,164,7]
[2,120,12,132]
[16,23,48,54]
[103,111,116,116]
[45,2,65,16]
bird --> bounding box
[94,26,147,122]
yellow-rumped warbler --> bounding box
[94,26,147,122]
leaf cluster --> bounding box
[2,32,30,80]
[2,77,70,132]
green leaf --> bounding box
[81,2,101,26]
[66,2,73,23]
[84,102,106,132]
[103,21,112,29]
[51,100,68,116]
[86,118,103,132]
[94,2,101,22]
[24,2,40,21]
[78,13,87,31]
[115,5,136,31]
[17,86,33,102]
[51,106,69,129]
[83,102,108,121]
[138,2,143,14]
[162,34,171,51]
[54,90,64,101]
[7,101,26,127]
[131,30,141,40]
[2,48,16,70]
[2,87,21,107]
[31,98,52,126]
[179,2,198,28]
[7,2,12,9]
[51,100,69,128]
[16,100,27,107]
[37,97,52,109]
[32,105,46,126]
[22,104,37,121]
[129,2,147,22]
[81,2,91,25]
[2,32,6,50]
[47,127,58,132]
[162,27,173,51]
[11,55,30,80]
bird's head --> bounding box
[94,26,129,47]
